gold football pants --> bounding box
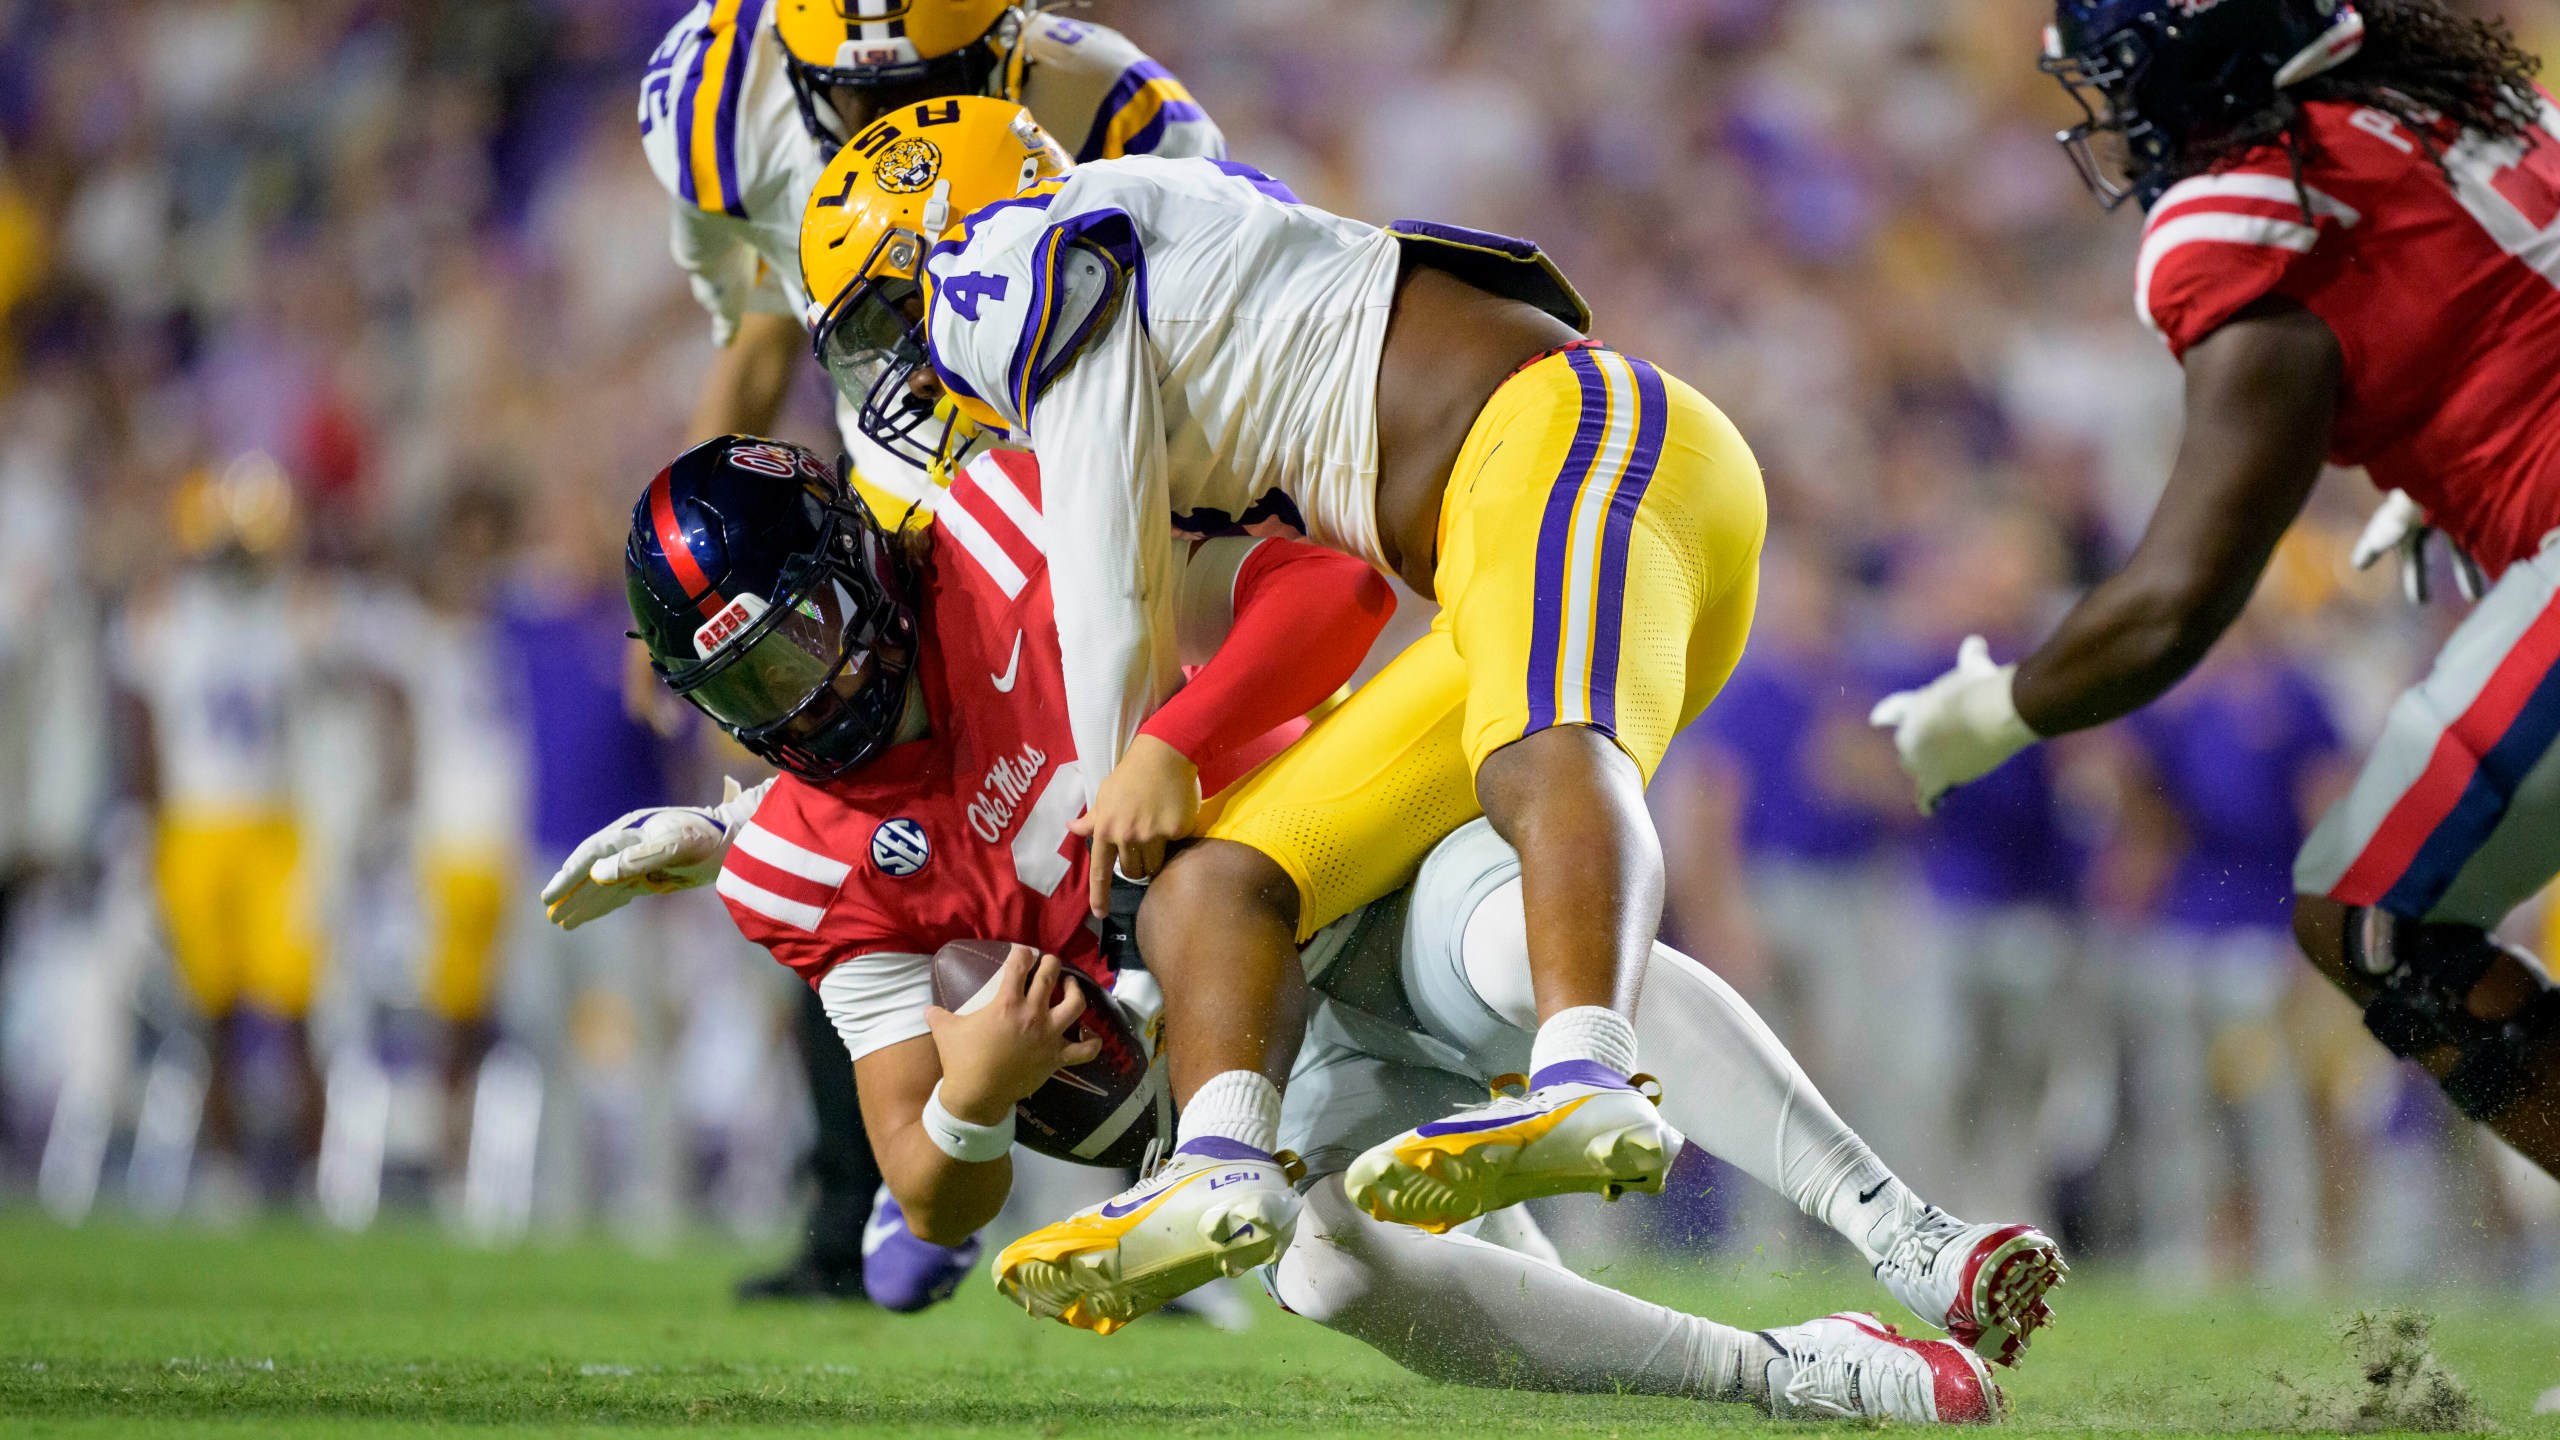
[1207,345,1765,938]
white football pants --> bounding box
[1265,819,1946,1400]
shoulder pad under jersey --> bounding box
[1007,13,1216,162]
[1387,220,1592,334]
[925,192,1143,433]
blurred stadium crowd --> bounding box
[1,0,2557,1293]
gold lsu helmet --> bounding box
[801,96,1069,471]
[174,452,298,561]
[774,0,1015,146]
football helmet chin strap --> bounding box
[2343,906,2560,1122]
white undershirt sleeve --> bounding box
[814,952,935,1064]
[667,203,790,346]
[1024,295,1182,800]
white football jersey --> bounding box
[922,156,1404,789]
[113,569,307,816]
[365,596,526,853]
[637,3,1226,324]
[637,3,1224,503]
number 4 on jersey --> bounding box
[942,272,1010,322]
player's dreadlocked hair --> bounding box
[2165,0,2542,191]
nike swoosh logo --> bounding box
[1858,1180,1890,1205]
[1099,1170,1203,1220]
[991,632,1023,693]
[1414,1107,1549,1140]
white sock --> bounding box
[1430,881,1934,1266]
[1630,942,1927,1267]
[1176,1070,1281,1155]
[1529,1005,1638,1081]
[1272,1176,1773,1404]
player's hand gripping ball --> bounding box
[927,940,1165,1167]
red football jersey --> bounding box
[715,449,1108,1016]
[2137,94,2560,574]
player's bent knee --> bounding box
[1266,1177,1383,1323]
[1474,726,1654,855]
[2317,901,2560,1123]
[1140,839,1301,958]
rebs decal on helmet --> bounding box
[873,138,942,194]
[871,818,931,877]
[694,593,770,659]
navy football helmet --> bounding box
[2043,0,2367,208]
[626,436,920,779]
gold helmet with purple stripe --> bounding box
[774,0,1015,148]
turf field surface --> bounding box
[3,1211,2556,1437]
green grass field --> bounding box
[3,1210,2556,1437]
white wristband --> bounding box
[922,1082,1015,1163]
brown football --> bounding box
[928,939,1162,1168]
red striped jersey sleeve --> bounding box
[2137,164,2363,358]
[924,449,1048,597]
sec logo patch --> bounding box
[870,818,931,877]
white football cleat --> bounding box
[1762,1312,2003,1424]
[993,1140,1300,1335]
[1342,1063,1682,1233]
[1873,1206,2066,1366]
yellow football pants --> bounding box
[1207,345,1765,939]
[420,848,513,1023]
[155,813,321,1019]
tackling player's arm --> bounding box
[1076,536,1395,913]
[850,946,1101,1244]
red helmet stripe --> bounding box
[649,467,724,618]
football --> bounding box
[928,939,1164,1168]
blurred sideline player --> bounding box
[2105,601,2345,1287]
[113,456,325,1198]
[636,0,1221,1299]
[1871,0,2560,1174]
[793,95,1814,1334]
[493,487,696,1243]
[387,484,528,1172]
[1873,513,2095,1231]
[555,436,2023,1421]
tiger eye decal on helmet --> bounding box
[873,138,943,194]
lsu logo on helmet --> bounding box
[874,138,942,194]
[871,817,932,876]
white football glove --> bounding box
[1867,635,2041,816]
[539,776,773,930]
[2353,488,2483,605]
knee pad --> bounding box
[2344,907,2560,1121]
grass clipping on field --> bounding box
[2273,1309,2492,1432]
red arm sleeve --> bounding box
[1139,539,1393,795]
